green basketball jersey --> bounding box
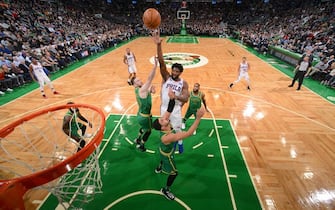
[159,130,176,155]
[189,91,202,110]
[135,87,152,115]
[64,110,77,128]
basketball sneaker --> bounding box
[181,123,185,130]
[155,166,162,174]
[135,139,146,152]
[247,86,251,91]
[193,130,196,135]
[229,83,233,88]
[161,188,175,200]
[127,79,132,86]
[53,91,60,95]
[137,144,146,152]
[42,94,47,98]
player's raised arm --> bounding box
[162,106,205,144]
[152,29,169,82]
[140,57,158,95]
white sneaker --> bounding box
[0,91,4,95]
[193,130,196,135]
[6,88,13,92]
[181,123,185,130]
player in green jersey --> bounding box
[62,102,92,152]
[152,94,205,200]
[182,83,208,134]
[132,57,158,151]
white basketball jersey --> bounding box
[31,62,45,76]
[125,52,135,66]
[161,77,184,108]
[239,62,249,73]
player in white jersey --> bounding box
[29,57,59,98]
[123,48,137,85]
[153,30,190,154]
[229,57,251,90]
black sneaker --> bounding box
[161,188,175,200]
[229,83,233,88]
[155,166,162,174]
[137,144,146,152]
[247,86,251,91]
[135,139,146,152]
[128,79,134,86]
[288,84,293,87]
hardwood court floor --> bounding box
[0,37,334,210]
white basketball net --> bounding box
[50,146,102,209]
[0,105,104,209]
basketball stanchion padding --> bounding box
[0,104,105,209]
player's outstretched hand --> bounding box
[151,29,162,44]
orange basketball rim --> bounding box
[0,104,105,209]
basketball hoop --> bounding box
[177,10,190,20]
[0,104,105,209]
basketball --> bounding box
[142,8,161,30]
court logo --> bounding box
[150,52,208,69]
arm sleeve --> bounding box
[167,99,175,113]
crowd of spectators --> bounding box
[229,0,335,87]
[0,0,136,95]
[1,0,335,96]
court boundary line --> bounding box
[207,107,237,210]
[103,190,191,210]
[227,120,265,210]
